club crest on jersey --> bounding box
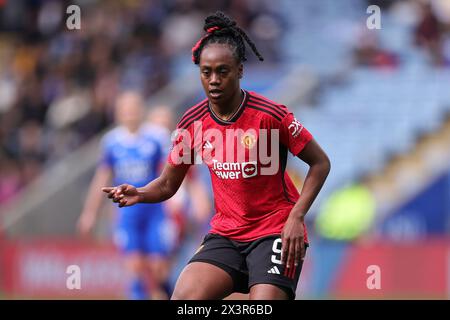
[240,133,256,149]
[288,118,303,138]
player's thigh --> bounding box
[171,261,234,300]
[123,252,148,274]
[249,284,288,300]
[246,236,305,300]
[172,233,248,299]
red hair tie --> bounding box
[191,26,221,62]
[206,26,220,33]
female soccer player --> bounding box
[102,11,330,300]
[78,92,179,299]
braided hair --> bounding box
[191,11,264,65]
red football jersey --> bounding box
[168,90,312,242]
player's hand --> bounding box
[102,184,140,207]
[281,216,305,278]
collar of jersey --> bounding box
[116,126,143,145]
[208,89,248,125]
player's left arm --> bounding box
[281,138,330,269]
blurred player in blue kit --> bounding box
[78,91,179,299]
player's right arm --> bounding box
[102,163,190,208]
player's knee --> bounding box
[148,259,170,283]
[126,255,147,275]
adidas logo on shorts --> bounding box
[267,266,280,274]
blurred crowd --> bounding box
[353,0,450,69]
[0,0,285,206]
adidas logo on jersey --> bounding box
[267,266,280,274]
[203,140,213,149]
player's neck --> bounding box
[210,89,244,121]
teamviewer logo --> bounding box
[242,161,257,178]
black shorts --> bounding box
[189,233,308,300]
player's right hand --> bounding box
[102,184,140,207]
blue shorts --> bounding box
[113,203,179,256]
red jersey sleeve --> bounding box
[279,112,313,156]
